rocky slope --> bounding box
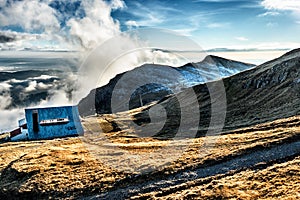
[78,56,254,116]
[123,49,300,137]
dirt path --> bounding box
[90,139,300,199]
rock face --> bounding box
[131,49,300,137]
[222,49,300,129]
[78,56,254,116]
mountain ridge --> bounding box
[78,55,254,116]
[132,48,300,137]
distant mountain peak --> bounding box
[128,48,300,137]
[78,56,254,116]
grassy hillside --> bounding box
[0,115,299,199]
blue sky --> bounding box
[0,0,300,50]
[112,0,300,49]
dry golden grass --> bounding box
[152,156,300,200]
[0,138,128,198]
[0,115,299,198]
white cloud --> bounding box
[133,14,164,27]
[258,11,280,17]
[24,81,53,92]
[110,0,127,10]
[0,0,127,51]
[66,0,124,50]
[267,22,278,27]
[37,82,51,90]
[24,81,38,92]
[261,0,300,12]
[0,30,53,51]
[207,22,230,28]
[223,41,300,50]
[0,81,25,131]
[125,20,139,28]
[29,75,58,80]
[0,82,12,90]
[38,88,72,108]
[261,0,300,24]
[0,0,6,7]
[0,82,12,109]
[173,28,196,36]
[235,37,249,41]
[8,79,25,84]
[0,1,60,32]
[126,2,165,27]
[0,108,24,132]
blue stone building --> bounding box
[22,105,84,140]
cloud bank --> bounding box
[0,0,126,51]
[0,0,204,131]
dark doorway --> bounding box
[32,110,39,133]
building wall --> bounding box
[11,128,28,141]
[25,106,84,140]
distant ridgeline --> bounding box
[78,55,254,116]
[79,49,300,138]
